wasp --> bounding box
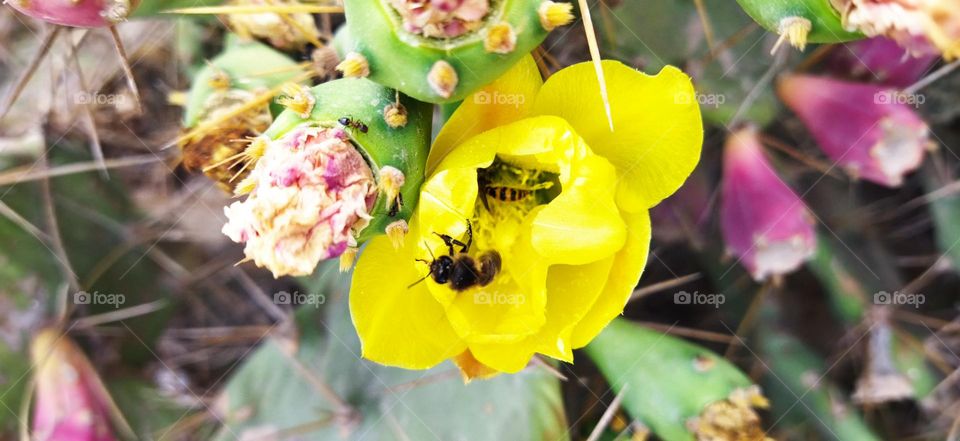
[338,116,369,133]
[410,221,501,291]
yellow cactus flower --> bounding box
[349,56,702,377]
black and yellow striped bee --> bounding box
[478,176,554,211]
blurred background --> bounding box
[1,0,959,440]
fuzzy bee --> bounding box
[410,221,501,291]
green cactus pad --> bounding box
[183,35,302,127]
[735,0,863,44]
[585,318,759,441]
[263,78,432,243]
[334,0,554,103]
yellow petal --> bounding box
[532,152,625,265]
[534,255,616,360]
[570,210,652,348]
[468,340,535,374]
[532,61,703,211]
[428,56,544,174]
[350,232,466,369]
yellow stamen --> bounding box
[167,91,188,106]
[336,52,370,78]
[277,83,315,118]
[771,17,812,54]
[427,60,458,99]
[484,22,518,54]
[383,102,408,128]
[538,1,574,31]
[385,220,408,250]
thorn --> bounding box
[108,25,143,115]
[575,0,614,131]
[0,26,61,121]
[378,166,406,212]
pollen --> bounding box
[772,16,812,53]
[427,60,458,99]
[277,83,315,118]
[378,165,406,211]
[336,52,371,78]
[484,23,518,54]
[538,1,575,31]
[383,102,408,128]
[386,220,409,250]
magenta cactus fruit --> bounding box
[828,37,939,88]
[778,74,931,187]
[30,328,126,441]
[6,0,137,27]
[721,126,817,281]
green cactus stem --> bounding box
[333,0,574,103]
[584,318,770,441]
[734,0,863,48]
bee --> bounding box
[338,116,369,133]
[410,221,502,291]
[478,175,554,211]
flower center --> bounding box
[387,0,493,39]
[471,157,560,254]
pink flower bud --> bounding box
[721,127,816,281]
[31,329,119,441]
[778,74,930,187]
[828,37,938,88]
[222,126,377,278]
[7,0,134,28]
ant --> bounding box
[409,221,501,291]
[338,116,369,133]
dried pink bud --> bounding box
[388,0,490,38]
[31,328,121,441]
[721,127,816,281]
[828,37,938,88]
[8,0,133,27]
[838,0,960,60]
[778,74,930,187]
[222,126,377,278]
